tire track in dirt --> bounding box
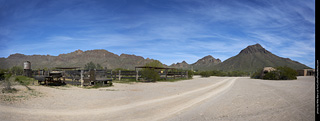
[151,77,238,121]
[0,77,238,120]
[256,80,311,120]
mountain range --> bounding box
[0,49,154,70]
[0,44,310,72]
[170,43,310,72]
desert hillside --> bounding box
[0,44,310,72]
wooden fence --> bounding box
[32,69,113,86]
[113,70,188,81]
[32,69,188,85]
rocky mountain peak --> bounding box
[194,55,221,64]
[203,55,214,59]
[240,43,270,54]
[74,49,83,54]
[170,60,189,68]
[8,53,26,59]
[181,61,188,64]
[120,54,145,60]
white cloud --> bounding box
[0,0,315,68]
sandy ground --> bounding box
[0,76,315,121]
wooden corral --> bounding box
[134,66,188,81]
[82,69,112,86]
[34,70,65,86]
[32,66,188,86]
[33,68,112,86]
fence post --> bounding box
[110,70,112,79]
[186,71,188,79]
[118,70,121,80]
[165,69,168,80]
[80,70,84,87]
[136,70,139,81]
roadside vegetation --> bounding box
[0,69,42,103]
[186,70,194,79]
[84,61,104,70]
[1,73,38,93]
[0,69,7,81]
[141,60,163,82]
[1,74,18,93]
[195,70,250,77]
[139,60,193,82]
[251,66,297,80]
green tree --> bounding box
[10,66,23,75]
[96,64,104,70]
[84,61,96,70]
[141,60,163,81]
[145,60,163,67]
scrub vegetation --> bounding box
[251,66,297,80]
[196,70,250,77]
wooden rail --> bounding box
[33,69,113,86]
[113,70,188,81]
[32,69,189,85]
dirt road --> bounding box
[0,76,314,121]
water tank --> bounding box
[24,61,31,70]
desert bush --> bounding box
[10,66,23,75]
[199,70,249,77]
[1,74,17,93]
[263,71,280,80]
[15,75,37,86]
[0,69,7,81]
[141,68,160,81]
[141,60,163,82]
[187,70,194,79]
[200,71,211,77]
[84,62,104,70]
[252,66,297,80]
[250,71,262,79]
[276,66,297,80]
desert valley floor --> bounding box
[0,76,315,121]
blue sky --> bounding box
[0,0,315,68]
